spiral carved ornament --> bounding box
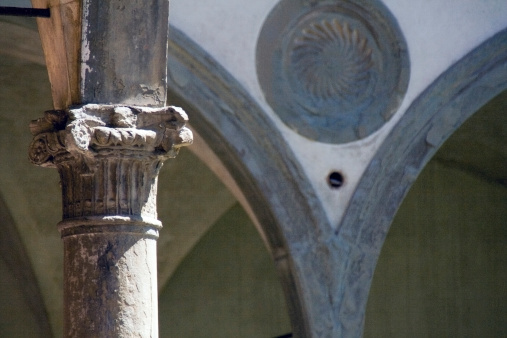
[257,0,409,143]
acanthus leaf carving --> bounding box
[29,104,193,167]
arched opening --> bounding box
[155,146,291,337]
[0,16,299,337]
[364,90,507,336]
[166,26,331,337]
[158,202,291,337]
[334,29,507,337]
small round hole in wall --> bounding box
[328,171,344,189]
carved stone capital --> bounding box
[29,104,192,167]
[28,104,193,226]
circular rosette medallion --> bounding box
[257,0,409,143]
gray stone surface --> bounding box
[63,233,158,337]
[81,0,169,106]
[167,25,507,337]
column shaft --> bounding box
[62,230,158,337]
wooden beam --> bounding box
[31,0,81,109]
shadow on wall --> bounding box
[158,203,291,338]
[365,90,507,337]
[0,194,52,337]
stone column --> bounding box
[29,104,192,337]
[30,0,183,335]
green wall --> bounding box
[158,203,291,338]
[365,89,507,337]
[365,159,507,337]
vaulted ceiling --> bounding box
[0,4,505,336]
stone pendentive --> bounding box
[29,104,193,232]
[257,0,410,144]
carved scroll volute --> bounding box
[28,110,68,167]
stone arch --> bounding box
[166,26,333,337]
[335,28,507,336]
